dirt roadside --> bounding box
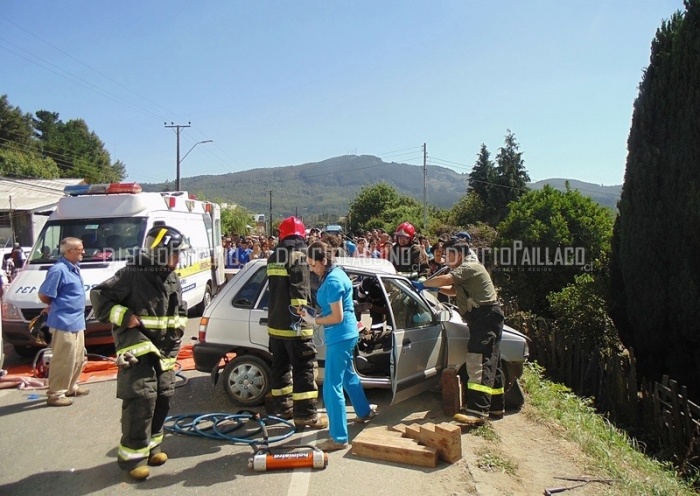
[416,403,611,496]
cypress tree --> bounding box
[610,1,700,398]
[468,144,498,224]
[493,130,530,224]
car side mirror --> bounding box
[437,308,452,322]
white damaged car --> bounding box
[193,257,528,408]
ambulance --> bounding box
[1,182,225,357]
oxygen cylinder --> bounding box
[248,449,328,471]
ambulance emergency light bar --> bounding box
[64,182,143,196]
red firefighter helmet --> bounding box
[394,222,416,242]
[278,216,306,240]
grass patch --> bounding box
[521,362,696,495]
[475,447,518,475]
[471,423,500,442]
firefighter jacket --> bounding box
[390,243,429,276]
[266,236,312,339]
[90,254,187,398]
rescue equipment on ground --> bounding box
[31,347,53,378]
[249,446,327,471]
[164,410,328,471]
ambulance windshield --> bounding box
[29,217,148,264]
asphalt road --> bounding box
[0,319,467,496]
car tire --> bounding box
[195,282,213,316]
[222,355,271,407]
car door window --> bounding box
[383,278,433,330]
[232,267,267,308]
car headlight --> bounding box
[1,301,24,321]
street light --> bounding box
[177,140,213,191]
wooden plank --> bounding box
[402,422,462,463]
[352,428,438,468]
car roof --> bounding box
[244,255,396,274]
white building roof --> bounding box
[0,178,85,212]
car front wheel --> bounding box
[222,355,271,406]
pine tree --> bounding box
[610,2,700,399]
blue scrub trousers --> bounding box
[323,336,371,443]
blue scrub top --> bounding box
[39,257,86,332]
[316,265,358,346]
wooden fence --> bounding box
[507,312,700,475]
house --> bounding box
[0,178,85,249]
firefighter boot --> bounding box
[129,464,150,481]
[148,451,168,466]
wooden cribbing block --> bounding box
[401,422,462,463]
[351,426,438,468]
[441,367,462,416]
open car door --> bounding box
[378,276,444,404]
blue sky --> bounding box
[0,1,684,186]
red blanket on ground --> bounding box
[0,343,196,390]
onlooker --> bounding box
[260,239,273,258]
[231,239,252,268]
[379,233,392,260]
[342,234,357,257]
[354,238,371,258]
[301,241,376,451]
[416,238,503,426]
[429,241,445,276]
[3,256,14,281]
[267,217,327,429]
[11,242,26,279]
[90,225,189,481]
[223,238,236,269]
[38,237,88,407]
[369,240,381,258]
[250,240,262,260]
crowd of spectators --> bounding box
[222,225,473,276]
[222,233,276,269]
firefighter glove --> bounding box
[116,352,139,370]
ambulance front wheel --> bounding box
[195,282,213,316]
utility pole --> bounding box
[269,190,273,235]
[9,195,14,244]
[164,122,191,191]
[423,143,428,232]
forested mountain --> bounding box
[142,155,621,216]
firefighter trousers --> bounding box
[463,305,504,418]
[269,336,318,420]
[116,356,175,470]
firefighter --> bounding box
[90,225,189,481]
[267,216,327,429]
[390,222,429,276]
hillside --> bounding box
[529,178,621,209]
[142,155,621,217]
